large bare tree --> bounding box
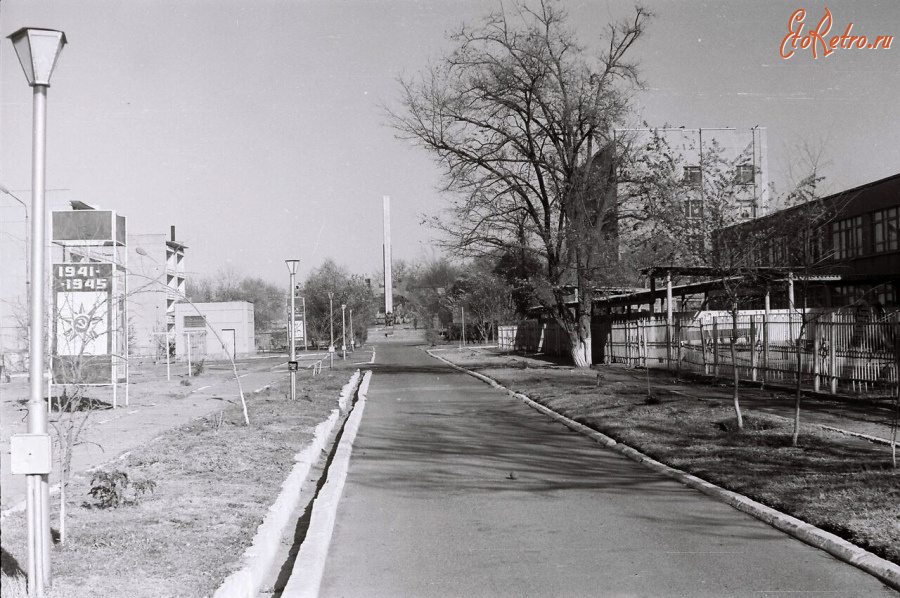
[389,0,650,367]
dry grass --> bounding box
[1,368,351,598]
[439,348,900,566]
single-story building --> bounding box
[174,301,255,361]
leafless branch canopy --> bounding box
[389,0,650,302]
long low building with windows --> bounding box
[715,172,900,309]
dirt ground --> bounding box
[0,351,339,513]
[0,348,369,598]
[435,345,899,443]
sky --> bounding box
[1,0,898,287]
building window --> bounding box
[736,164,755,185]
[872,207,898,253]
[683,166,701,186]
[831,216,864,260]
[767,235,786,266]
[683,199,703,219]
[876,283,895,306]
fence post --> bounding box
[762,313,770,385]
[700,320,709,375]
[676,319,683,378]
[750,316,758,382]
[712,318,719,379]
[813,320,821,392]
[640,319,647,368]
[829,313,837,394]
[666,273,673,372]
[666,317,673,371]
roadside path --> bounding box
[317,341,897,597]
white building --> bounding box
[127,227,186,358]
[174,301,255,361]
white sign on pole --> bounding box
[52,262,113,383]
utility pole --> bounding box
[341,304,347,360]
[328,291,335,368]
[383,195,393,327]
[460,306,466,348]
[302,296,308,351]
[286,260,299,401]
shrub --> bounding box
[191,359,205,376]
[87,470,156,509]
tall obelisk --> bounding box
[383,195,393,325]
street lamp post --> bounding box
[8,26,67,597]
[460,306,466,348]
[328,292,334,368]
[341,304,346,360]
[285,260,299,401]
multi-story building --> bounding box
[127,226,187,358]
[644,126,768,220]
[612,126,769,277]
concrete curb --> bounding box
[338,370,362,413]
[281,370,372,598]
[425,350,900,592]
[212,369,363,598]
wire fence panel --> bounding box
[498,309,899,397]
[601,309,899,398]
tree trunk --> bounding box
[566,312,593,368]
[569,338,590,368]
[731,308,744,430]
[59,419,74,545]
[792,313,808,447]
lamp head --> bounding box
[8,28,67,87]
[285,259,300,275]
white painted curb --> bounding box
[213,369,363,598]
[281,370,372,598]
[338,370,362,413]
[425,350,900,592]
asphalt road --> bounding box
[318,339,898,597]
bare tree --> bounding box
[389,0,651,367]
[629,134,767,429]
[776,154,830,446]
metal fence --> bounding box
[604,309,900,397]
